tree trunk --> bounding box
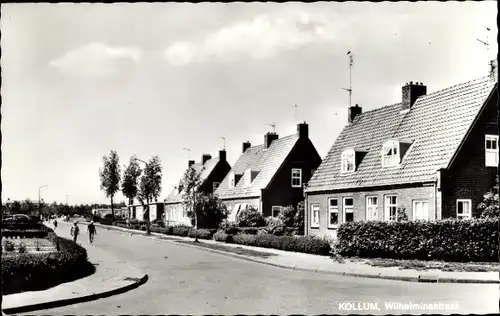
[111,196,115,221]
[194,191,199,243]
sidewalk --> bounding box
[95,221,499,284]
[2,222,148,314]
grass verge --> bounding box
[176,240,277,258]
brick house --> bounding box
[164,150,231,226]
[215,122,322,220]
[304,74,498,238]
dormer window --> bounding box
[228,173,235,188]
[341,149,355,173]
[381,140,400,167]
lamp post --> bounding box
[39,185,48,219]
[134,157,151,235]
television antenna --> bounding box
[476,26,491,52]
[268,122,276,133]
[182,148,191,160]
[342,51,354,107]
[219,137,226,150]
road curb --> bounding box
[92,222,500,285]
[2,274,149,315]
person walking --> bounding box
[87,221,97,243]
[53,219,58,230]
[70,221,80,243]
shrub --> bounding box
[2,232,94,295]
[278,205,297,228]
[265,217,287,236]
[235,207,265,227]
[336,218,499,262]
[188,229,217,240]
[478,176,499,218]
[396,207,409,221]
[231,234,331,255]
[214,231,233,243]
[172,226,192,237]
[4,240,15,252]
[18,242,27,253]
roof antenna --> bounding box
[294,104,298,123]
[268,122,276,133]
[183,148,191,160]
[219,137,226,150]
[342,51,354,108]
[477,26,494,77]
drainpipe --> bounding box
[434,169,441,220]
[303,183,308,236]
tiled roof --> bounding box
[165,157,221,204]
[306,76,497,192]
[216,134,299,199]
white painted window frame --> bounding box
[413,200,429,221]
[272,206,282,218]
[291,168,302,188]
[485,134,499,167]
[341,149,356,173]
[384,195,398,221]
[310,204,320,228]
[343,197,354,223]
[327,198,339,228]
[456,199,472,219]
[381,140,400,168]
[366,196,378,221]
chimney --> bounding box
[297,121,309,138]
[219,150,226,161]
[202,154,212,164]
[490,59,498,82]
[348,104,362,123]
[402,81,427,110]
[188,160,195,167]
[264,132,279,149]
[242,141,251,153]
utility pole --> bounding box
[342,51,354,107]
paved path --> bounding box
[2,222,147,314]
[26,222,499,315]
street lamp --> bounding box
[39,185,48,219]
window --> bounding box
[382,141,400,167]
[291,168,302,187]
[244,169,252,187]
[413,201,428,220]
[341,149,355,173]
[343,197,354,222]
[485,135,499,167]
[240,203,248,212]
[457,199,472,219]
[228,173,235,188]
[385,195,398,221]
[366,196,378,221]
[213,182,220,193]
[328,198,339,228]
[310,204,320,228]
[272,206,282,218]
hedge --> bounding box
[2,232,94,295]
[336,218,499,262]
[1,223,47,230]
[187,229,217,240]
[2,229,48,238]
[231,234,331,255]
[214,231,233,243]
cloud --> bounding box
[163,9,339,66]
[49,43,142,77]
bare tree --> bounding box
[137,156,163,235]
[99,150,121,220]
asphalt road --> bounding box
[29,222,499,315]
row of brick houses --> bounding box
[305,72,498,237]
[125,64,497,237]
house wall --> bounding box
[262,138,322,217]
[201,161,232,195]
[149,203,165,221]
[441,88,499,218]
[305,184,436,238]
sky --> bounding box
[1,2,498,205]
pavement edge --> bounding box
[2,274,149,314]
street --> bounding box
[34,222,498,315]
